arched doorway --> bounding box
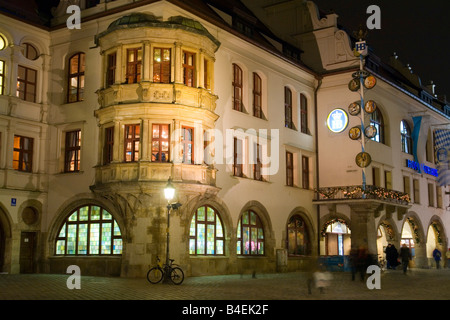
[376,221,396,261]
[0,206,12,273]
[322,219,351,256]
[426,220,446,268]
[401,218,417,258]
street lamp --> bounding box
[163,177,181,282]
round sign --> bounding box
[364,125,377,138]
[364,100,377,114]
[349,126,362,140]
[355,152,372,168]
[327,109,349,133]
[364,75,377,89]
[348,101,361,116]
[348,78,360,92]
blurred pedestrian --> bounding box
[385,243,398,269]
[356,245,368,281]
[399,244,412,274]
[432,248,441,269]
[313,264,332,294]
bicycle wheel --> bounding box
[170,267,184,285]
[147,267,164,284]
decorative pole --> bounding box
[348,26,378,196]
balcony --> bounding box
[314,185,410,207]
[96,83,217,112]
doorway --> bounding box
[20,232,37,273]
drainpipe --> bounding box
[314,77,323,256]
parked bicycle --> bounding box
[147,256,184,285]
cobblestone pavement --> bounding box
[1,268,449,301]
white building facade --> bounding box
[0,0,448,277]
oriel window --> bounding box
[153,48,171,83]
[152,124,169,163]
[67,52,85,103]
[183,51,195,87]
[103,127,114,165]
[126,48,142,84]
[124,124,140,162]
[13,135,33,172]
[106,52,116,87]
[181,126,194,164]
[64,130,81,172]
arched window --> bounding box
[400,120,412,154]
[237,210,264,255]
[300,94,308,134]
[287,215,310,256]
[68,52,85,103]
[189,205,224,255]
[0,34,6,51]
[22,43,38,60]
[370,108,385,144]
[253,72,262,118]
[324,220,351,256]
[284,87,293,129]
[55,205,122,255]
[232,63,243,112]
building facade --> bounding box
[0,0,448,277]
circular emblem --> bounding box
[349,126,362,140]
[355,152,372,168]
[327,109,349,133]
[348,78,360,92]
[364,75,377,89]
[364,100,377,114]
[364,125,378,139]
[348,101,361,116]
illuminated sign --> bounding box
[327,109,349,133]
[406,159,438,177]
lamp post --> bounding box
[163,177,182,282]
[164,178,175,270]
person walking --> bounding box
[432,248,442,269]
[385,244,398,270]
[399,244,412,274]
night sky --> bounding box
[314,0,450,102]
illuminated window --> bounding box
[0,34,6,51]
[189,206,224,255]
[287,215,310,256]
[181,126,194,164]
[64,130,81,172]
[183,51,195,87]
[151,124,169,163]
[370,108,385,144]
[237,210,264,255]
[124,124,140,162]
[400,120,412,154]
[55,205,122,255]
[67,52,85,103]
[153,48,171,83]
[17,65,37,102]
[13,135,33,172]
[126,48,142,84]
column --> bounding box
[349,203,379,256]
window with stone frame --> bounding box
[237,210,264,255]
[189,205,225,255]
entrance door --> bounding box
[20,232,36,273]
